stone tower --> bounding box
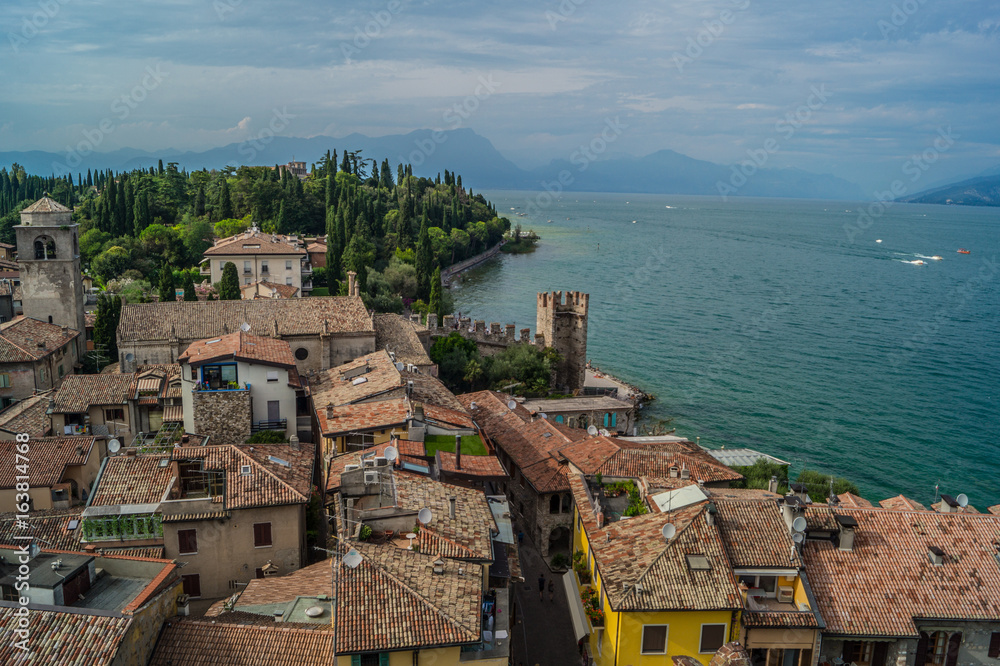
[16,197,87,357]
[536,290,588,392]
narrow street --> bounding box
[511,530,581,666]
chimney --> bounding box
[927,546,945,566]
[679,463,690,480]
[449,496,456,520]
[669,465,679,479]
[706,503,717,527]
[938,495,958,513]
[455,435,461,470]
[790,483,811,503]
[326,403,334,419]
[768,475,778,494]
[289,434,300,451]
[835,514,858,551]
[406,381,413,400]
[347,271,357,298]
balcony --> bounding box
[251,419,287,433]
[81,514,163,543]
[301,262,313,275]
[200,264,212,276]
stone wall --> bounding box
[192,389,251,446]
[441,241,505,282]
[113,579,182,666]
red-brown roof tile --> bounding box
[0,436,95,489]
[180,330,296,368]
[0,607,131,665]
[0,316,79,362]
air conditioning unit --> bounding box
[363,470,379,485]
[362,459,377,468]
[777,586,794,604]
[343,464,360,472]
[374,456,388,467]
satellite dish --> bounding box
[792,532,804,544]
[662,524,676,540]
[791,516,807,533]
[108,439,121,454]
[240,322,251,332]
[305,606,324,618]
[587,425,598,436]
[507,400,517,411]
[417,508,433,524]
[956,493,969,508]
[28,543,39,559]
[395,362,405,372]
[384,446,398,462]
[342,549,363,569]
[599,429,610,436]
[539,413,547,420]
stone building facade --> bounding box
[536,290,588,392]
[191,390,251,446]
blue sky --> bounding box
[1,0,998,191]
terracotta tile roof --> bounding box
[704,488,781,501]
[90,454,175,506]
[317,399,410,437]
[587,501,742,612]
[149,619,333,666]
[0,508,83,550]
[241,280,300,299]
[230,559,334,610]
[0,316,79,362]
[117,297,373,342]
[802,507,1000,636]
[930,499,979,514]
[408,373,468,414]
[53,374,135,412]
[179,331,296,368]
[373,313,433,367]
[0,391,54,436]
[421,403,474,429]
[161,510,231,522]
[988,504,1000,516]
[742,610,819,628]
[22,196,72,213]
[336,542,482,652]
[836,492,873,507]
[603,440,743,484]
[0,436,95,489]
[437,451,507,477]
[204,229,307,256]
[0,607,131,665]
[878,494,927,511]
[713,497,800,569]
[100,545,165,558]
[326,441,409,491]
[393,472,497,561]
[312,350,404,407]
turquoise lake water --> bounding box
[450,191,1000,507]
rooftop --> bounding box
[0,606,132,665]
[802,506,1000,636]
[0,316,79,362]
[204,228,307,256]
[53,373,136,412]
[179,330,296,368]
[0,390,54,436]
[372,313,433,367]
[520,395,631,413]
[20,196,72,214]
[241,280,300,299]
[0,436,95,489]
[117,296,373,343]
[703,446,791,468]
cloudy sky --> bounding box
[1,0,998,191]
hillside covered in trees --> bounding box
[0,152,511,316]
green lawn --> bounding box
[309,287,330,296]
[423,434,487,456]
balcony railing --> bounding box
[301,280,313,291]
[301,263,313,275]
[82,514,163,542]
[251,419,287,433]
[200,265,212,275]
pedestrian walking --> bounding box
[548,579,555,602]
[537,574,545,601]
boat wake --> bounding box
[915,254,943,261]
[900,260,926,266]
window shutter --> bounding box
[914,633,929,666]
[842,642,857,663]
[945,633,961,666]
[872,642,889,666]
[988,633,1000,659]
[350,656,360,666]
[379,653,389,666]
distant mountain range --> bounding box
[900,172,1000,206]
[0,129,867,200]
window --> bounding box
[243,260,251,274]
[266,370,279,382]
[549,495,561,514]
[201,364,237,389]
[294,347,308,361]
[988,633,1000,659]
[261,261,269,273]
[253,522,272,547]
[0,373,9,388]
[916,632,960,666]
[641,625,668,654]
[286,260,292,271]
[596,627,604,655]
[181,574,201,598]
[58,365,64,378]
[700,624,726,653]
[285,276,293,285]
[245,277,250,285]
[190,365,198,381]
[2,584,20,601]
[220,261,226,272]
[104,408,125,421]
[178,529,198,554]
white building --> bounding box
[200,228,312,295]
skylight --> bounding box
[686,554,711,571]
[206,339,222,345]
[268,455,290,468]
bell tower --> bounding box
[536,290,589,392]
[16,197,87,357]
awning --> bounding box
[562,570,589,642]
[163,405,184,422]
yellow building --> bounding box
[566,475,821,665]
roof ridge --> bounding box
[617,505,706,605]
[361,554,480,640]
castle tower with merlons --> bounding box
[536,290,588,392]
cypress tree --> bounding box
[429,267,443,321]
[114,179,127,236]
[157,159,164,175]
[415,221,433,300]
[325,207,337,286]
[158,266,176,302]
[182,271,199,301]
[218,178,233,219]
[193,184,206,217]
[276,200,289,234]
[219,262,241,300]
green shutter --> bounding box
[379,653,389,666]
[351,656,361,666]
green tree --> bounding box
[182,271,198,301]
[91,293,121,369]
[342,235,375,293]
[218,261,241,300]
[157,266,175,303]
[428,267,444,321]
[415,221,433,299]
[92,246,132,282]
[218,178,234,220]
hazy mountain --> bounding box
[1,129,863,200]
[900,171,1000,206]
